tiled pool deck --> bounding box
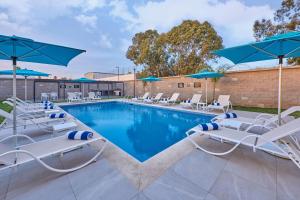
[0,107,299,200]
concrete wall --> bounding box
[124,66,300,109]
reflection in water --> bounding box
[62,102,214,162]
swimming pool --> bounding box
[61,102,214,162]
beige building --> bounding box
[84,72,135,81]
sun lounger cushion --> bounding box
[198,123,219,131]
[67,130,93,140]
[49,113,66,119]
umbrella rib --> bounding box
[249,44,278,58]
[17,41,65,65]
[233,41,276,64]
[0,49,11,59]
[18,44,47,59]
[285,46,300,57]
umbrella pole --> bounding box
[12,57,18,162]
[278,56,283,125]
[24,76,27,101]
[205,78,208,105]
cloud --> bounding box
[109,0,274,45]
[96,34,113,48]
[75,14,98,29]
[0,0,106,29]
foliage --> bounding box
[127,20,223,77]
[0,101,13,124]
[253,0,300,65]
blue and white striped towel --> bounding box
[198,123,219,131]
[212,102,220,106]
[183,99,191,103]
[224,112,237,118]
[67,131,93,140]
[44,105,54,109]
[49,113,65,119]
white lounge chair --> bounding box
[144,93,163,103]
[180,94,202,109]
[159,93,180,105]
[67,92,82,102]
[88,92,102,101]
[207,95,232,113]
[7,97,51,109]
[0,131,107,173]
[212,106,300,131]
[186,118,300,169]
[0,109,66,130]
[3,100,60,116]
[132,92,150,101]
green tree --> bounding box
[253,0,300,64]
[126,30,169,77]
[166,20,223,75]
[126,20,223,77]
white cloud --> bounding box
[109,0,274,45]
[0,0,106,29]
[75,14,98,29]
[96,34,113,48]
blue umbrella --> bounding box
[0,34,85,151]
[213,31,300,123]
[139,76,161,82]
[74,77,96,97]
[0,69,50,100]
[187,70,224,105]
[140,76,161,95]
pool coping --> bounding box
[59,99,220,189]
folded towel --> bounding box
[183,99,190,103]
[44,105,54,109]
[67,130,93,140]
[198,123,219,131]
[49,113,65,119]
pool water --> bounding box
[61,102,214,162]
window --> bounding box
[59,85,66,88]
[178,83,184,88]
[194,82,201,88]
[74,85,80,89]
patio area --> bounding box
[0,108,299,200]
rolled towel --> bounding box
[67,130,93,140]
[44,105,54,109]
[49,113,65,119]
[212,102,220,106]
[225,112,237,118]
[198,123,219,131]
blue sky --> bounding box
[0,0,281,78]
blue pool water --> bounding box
[61,102,214,162]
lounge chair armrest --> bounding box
[255,113,274,120]
[0,134,36,144]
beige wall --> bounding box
[124,66,300,109]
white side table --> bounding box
[197,102,207,110]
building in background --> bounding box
[84,72,134,81]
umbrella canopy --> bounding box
[213,31,300,124]
[187,70,224,105]
[0,69,50,77]
[187,70,224,79]
[139,76,161,82]
[0,68,50,100]
[213,31,300,64]
[74,77,96,83]
[0,34,85,154]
